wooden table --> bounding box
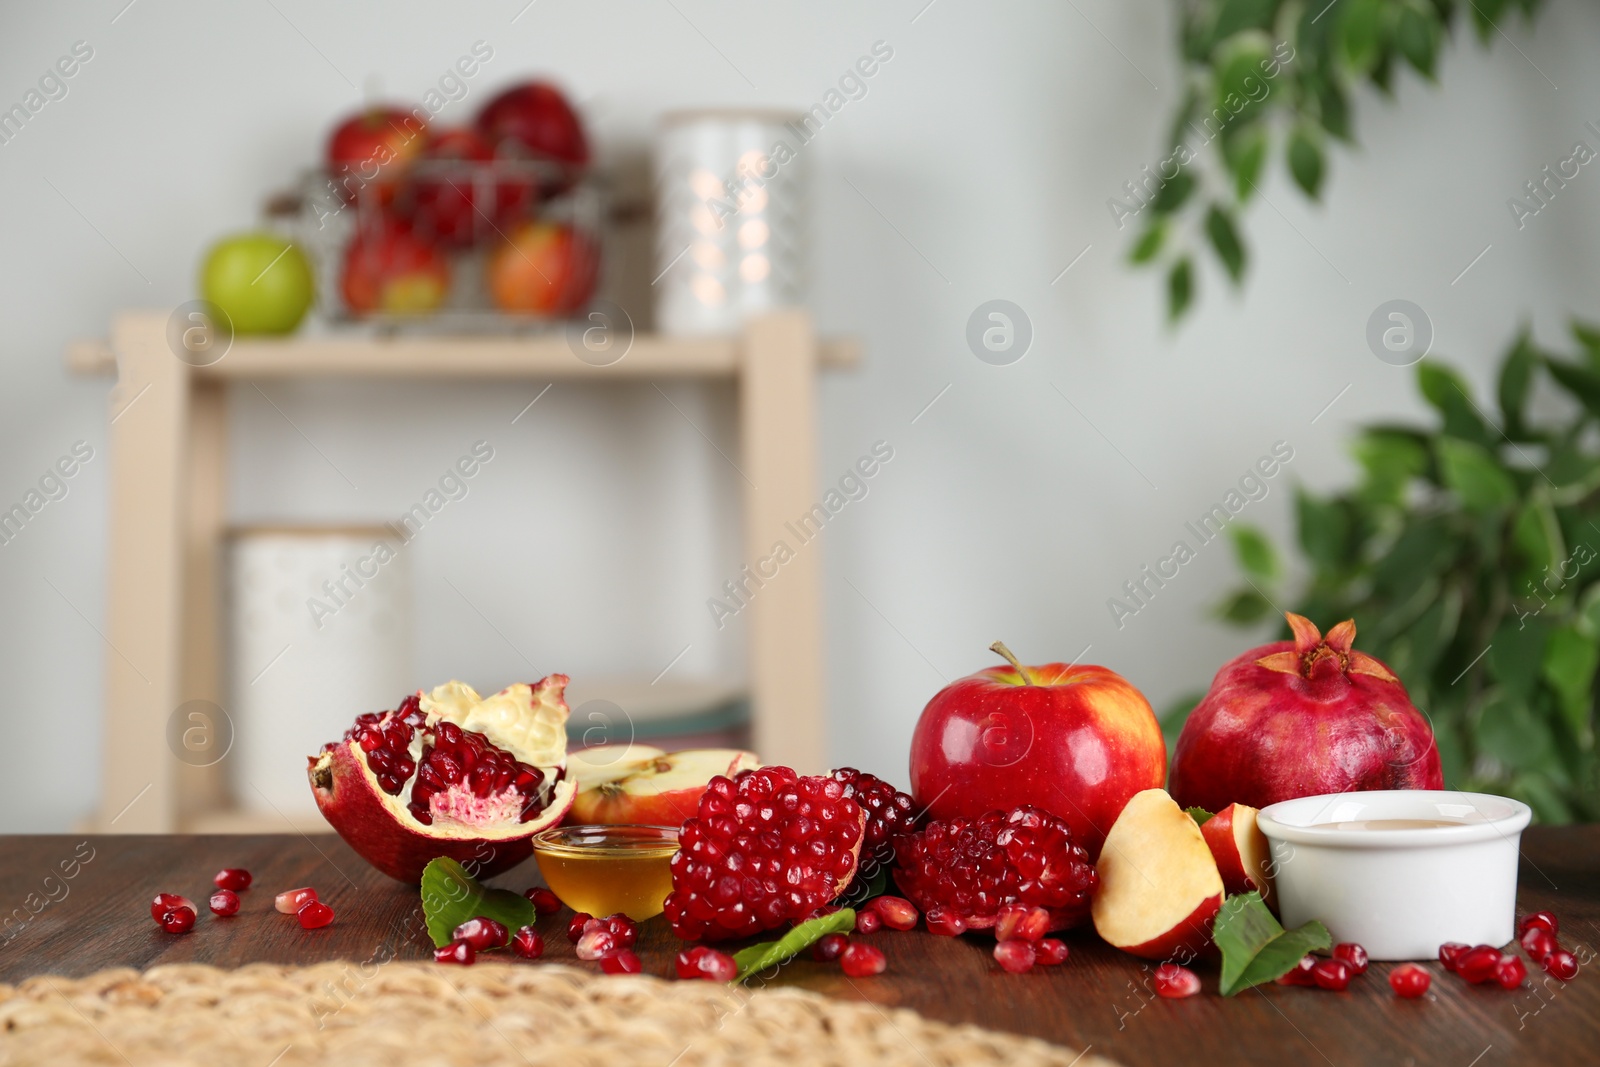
[5,829,1597,1066]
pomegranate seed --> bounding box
[1275,955,1318,986]
[830,768,916,869]
[841,943,888,977]
[524,887,562,918]
[869,896,919,931]
[1520,926,1559,962]
[1153,962,1201,998]
[567,912,593,943]
[576,928,616,961]
[1544,949,1579,981]
[511,926,544,959]
[1456,945,1502,984]
[208,889,240,917]
[275,887,318,914]
[297,900,335,930]
[156,906,196,934]
[995,903,1050,943]
[1496,953,1527,989]
[1438,942,1470,971]
[924,906,966,937]
[150,893,196,923]
[434,939,475,964]
[855,909,883,935]
[675,946,738,982]
[812,933,849,962]
[601,949,642,975]
[1034,939,1069,966]
[214,869,252,891]
[452,917,509,951]
[1312,958,1353,991]
[993,940,1035,974]
[1519,911,1558,938]
[1332,943,1368,975]
[603,914,638,948]
[1389,963,1431,998]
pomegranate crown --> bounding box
[1256,613,1397,683]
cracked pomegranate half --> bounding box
[309,677,577,883]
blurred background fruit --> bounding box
[326,106,428,206]
[200,232,314,335]
[339,218,450,315]
[486,220,597,314]
[477,81,589,196]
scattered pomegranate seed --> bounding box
[435,939,475,964]
[1520,926,1559,962]
[993,940,1035,974]
[567,912,593,943]
[297,900,335,930]
[1275,955,1318,986]
[156,906,196,934]
[812,933,849,962]
[601,949,642,975]
[1438,942,1470,972]
[842,942,888,977]
[524,887,562,918]
[1035,939,1069,966]
[675,946,738,981]
[603,914,638,948]
[452,917,509,951]
[511,926,544,959]
[1332,943,1369,975]
[1389,963,1431,998]
[870,896,919,931]
[150,893,196,923]
[1544,949,1579,981]
[208,889,240,917]
[924,906,966,937]
[576,928,617,961]
[1496,954,1527,989]
[1312,958,1353,991]
[1153,962,1201,998]
[1519,911,1558,938]
[214,869,252,891]
[855,909,883,935]
[1455,945,1502,985]
[995,903,1051,943]
[275,887,318,914]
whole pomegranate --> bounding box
[309,678,576,883]
[1169,613,1442,812]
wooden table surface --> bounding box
[4,828,1597,1066]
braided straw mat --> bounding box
[0,962,1120,1067]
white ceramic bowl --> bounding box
[1256,790,1531,960]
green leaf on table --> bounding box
[1287,126,1325,198]
[732,909,856,982]
[1436,438,1518,511]
[1229,524,1281,585]
[1168,257,1194,321]
[420,857,535,948]
[1206,205,1247,283]
[1186,807,1214,826]
[1214,891,1331,996]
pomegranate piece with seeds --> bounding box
[676,946,738,981]
[512,926,544,959]
[1389,963,1431,998]
[1455,945,1502,985]
[601,949,642,975]
[663,767,866,941]
[297,901,335,930]
[1332,943,1368,975]
[1035,939,1069,966]
[308,680,578,883]
[151,893,196,923]
[1275,955,1318,987]
[602,914,638,948]
[156,907,196,934]
[1544,949,1579,981]
[275,887,318,914]
[812,933,849,962]
[925,906,967,937]
[208,890,240,917]
[1438,942,1469,972]
[525,887,562,917]
[575,928,617,961]
[1521,926,1558,962]
[1519,911,1558,938]
[891,806,1096,934]
[1153,963,1200,998]
[453,916,509,950]
[1496,954,1527,989]
[992,940,1035,974]
[214,869,252,891]
[830,768,917,868]
[1312,958,1353,991]
[869,896,919,932]
[995,904,1051,943]
[842,943,888,977]
[567,912,593,942]
[855,909,882,935]
[435,939,475,964]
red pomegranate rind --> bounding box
[891,806,1096,932]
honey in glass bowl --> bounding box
[530,824,679,921]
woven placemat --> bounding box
[0,962,1117,1067]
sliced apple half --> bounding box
[1200,802,1274,905]
[1092,787,1224,961]
[565,744,667,793]
[569,748,760,826]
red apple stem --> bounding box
[989,641,1035,686]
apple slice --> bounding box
[565,744,666,793]
[1092,787,1224,961]
[569,749,760,826]
[1200,802,1274,905]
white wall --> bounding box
[1,1,1597,830]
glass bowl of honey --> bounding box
[531,824,680,921]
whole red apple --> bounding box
[340,217,449,316]
[326,106,428,206]
[1168,613,1443,813]
[908,642,1166,859]
[405,127,536,247]
[486,220,597,315]
[477,81,588,196]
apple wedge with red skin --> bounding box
[1200,802,1274,904]
[566,744,667,793]
[1092,788,1224,960]
[570,749,760,826]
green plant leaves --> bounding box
[1396,2,1441,77]
[1223,126,1269,201]
[1214,892,1331,996]
[1418,362,1493,445]
[1287,126,1325,197]
[1544,357,1600,419]
[1437,438,1518,511]
[1230,524,1281,584]
[1498,331,1539,438]
[732,909,856,982]
[420,857,535,949]
[1168,257,1194,321]
[1339,0,1389,73]
[1129,221,1166,264]
[1206,205,1247,283]
[1543,625,1598,742]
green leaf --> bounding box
[1339,0,1387,73]
[1210,0,1282,42]
[732,909,856,982]
[1168,257,1194,321]
[1212,31,1274,126]
[1510,494,1564,590]
[1186,806,1214,825]
[1542,625,1598,741]
[1214,891,1331,996]
[419,857,535,949]
[1316,79,1352,141]
[1296,489,1352,570]
[1129,220,1166,264]
[1223,126,1268,201]
[836,864,890,908]
[1436,438,1518,511]
[1488,615,1551,701]
[1544,358,1600,420]
[1573,320,1600,369]
[1476,689,1556,776]
[1353,429,1429,508]
[1152,170,1196,215]
[1498,331,1538,437]
[1395,3,1440,78]
[1287,126,1325,198]
[1417,362,1493,445]
[1229,524,1281,584]
[1216,587,1275,623]
[1206,205,1247,284]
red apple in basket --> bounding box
[340,217,450,316]
[477,81,588,196]
[486,220,597,315]
[1092,788,1224,960]
[569,749,761,826]
[406,127,537,247]
[326,105,428,205]
[908,642,1166,858]
[1200,802,1274,904]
